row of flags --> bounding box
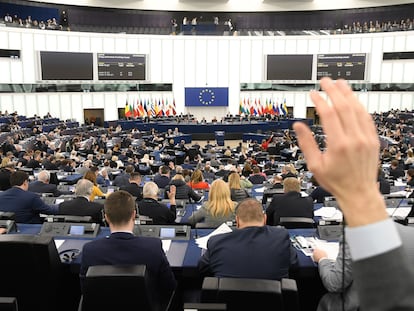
[239,98,289,116]
[125,97,177,118]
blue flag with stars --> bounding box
[185,87,229,107]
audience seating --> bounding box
[200,276,299,311]
[79,264,174,311]
[279,217,315,229]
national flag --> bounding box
[273,99,279,115]
[172,98,177,115]
[125,99,132,118]
[279,103,285,116]
[239,98,244,114]
[283,98,288,115]
[133,99,139,118]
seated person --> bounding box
[248,166,266,185]
[377,167,391,194]
[83,170,108,202]
[187,169,210,190]
[80,190,176,310]
[153,165,171,189]
[280,163,298,180]
[309,175,332,203]
[388,159,405,180]
[166,173,202,202]
[120,172,143,201]
[228,171,250,202]
[137,182,177,224]
[188,179,236,228]
[0,170,58,223]
[198,198,298,279]
[58,179,104,225]
[28,170,63,197]
[266,177,314,226]
[406,168,414,187]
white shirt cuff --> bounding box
[345,218,401,261]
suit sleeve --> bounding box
[318,241,353,293]
[32,195,58,215]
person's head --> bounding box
[0,157,10,168]
[283,177,300,193]
[407,168,414,181]
[84,170,98,185]
[208,179,235,217]
[160,165,170,176]
[143,181,159,199]
[125,164,135,175]
[252,166,261,174]
[235,198,266,228]
[190,169,204,183]
[129,172,142,184]
[37,170,50,184]
[10,171,29,190]
[75,178,94,198]
[172,173,185,182]
[228,171,241,190]
[391,159,399,169]
[104,190,136,229]
[407,149,413,158]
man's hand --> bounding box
[167,185,176,205]
[312,248,328,263]
[293,77,388,227]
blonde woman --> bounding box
[188,179,236,227]
[228,172,250,202]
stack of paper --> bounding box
[195,223,233,249]
[314,207,343,222]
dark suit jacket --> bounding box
[0,187,58,223]
[153,174,171,189]
[0,168,12,191]
[80,232,176,307]
[266,191,314,226]
[28,180,62,197]
[198,226,298,280]
[58,197,104,224]
[137,198,176,224]
[120,183,143,201]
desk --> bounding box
[13,223,324,311]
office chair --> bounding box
[201,277,299,311]
[79,265,170,311]
[0,297,18,311]
[279,217,315,229]
[0,234,68,311]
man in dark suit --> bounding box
[0,170,58,223]
[137,181,177,224]
[112,164,135,188]
[59,179,104,225]
[153,165,171,189]
[28,170,63,197]
[80,190,176,310]
[198,198,298,279]
[120,172,143,201]
[266,177,314,226]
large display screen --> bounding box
[265,54,313,81]
[97,53,146,80]
[317,53,367,80]
[39,51,93,80]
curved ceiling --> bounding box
[26,0,414,12]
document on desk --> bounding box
[314,207,343,221]
[386,207,412,219]
[54,239,65,250]
[254,187,265,193]
[162,240,172,253]
[309,238,339,260]
[389,190,411,197]
[195,223,233,250]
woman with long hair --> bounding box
[188,179,236,228]
[83,170,107,201]
[187,169,210,190]
[228,172,250,202]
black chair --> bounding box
[0,297,18,311]
[279,217,315,229]
[79,264,173,311]
[201,277,299,311]
[0,234,69,311]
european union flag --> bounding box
[185,87,229,107]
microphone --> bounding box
[389,196,406,221]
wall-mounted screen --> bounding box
[317,53,367,81]
[0,49,20,59]
[265,54,313,81]
[39,51,93,80]
[97,53,146,80]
